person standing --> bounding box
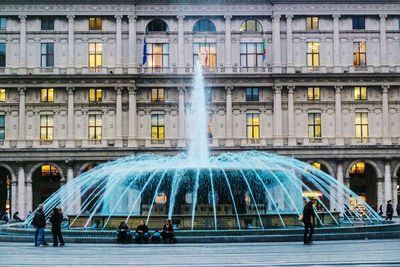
[32,204,48,246]
[302,199,316,245]
[396,203,400,218]
[161,219,174,243]
[378,204,383,216]
[49,208,65,247]
[385,200,394,221]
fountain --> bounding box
[24,61,382,231]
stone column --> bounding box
[382,85,390,145]
[384,161,392,209]
[286,15,294,73]
[11,175,17,215]
[17,87,26,148]
[66,87,75,148]
[333,15,341,73]
[61,165,74,214]
[273,86,283,146]
[377,177,384,208]
[128,86,138,147]
[392,177,398,216]
[128,15,137,74]
[334,85,344,145]
[287,85,295,146]
[225,86,233,146]
[115,86,123,147]
[379,14,388,71]
[177,15,185,74]
[336,162,344,212]
[25,177,32,217]
[178,87,186,147]
[17,166,25,216]
[18,15,27,74]
[67,15,75,74]
[272,14,281,73]
[115,15,123,74]
[224,15,232,72]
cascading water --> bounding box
[25,61,383,231]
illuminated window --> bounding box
[239,19,263,32]
[146,20,168,32]
[307,42,320,67]
[155,193,167,204]
[88,114,102,140]
[307,87,320,100]
[0,18,6,31]
[41,17,54,30]
[311,162,321,170]
[350,162,366,174]
[40,115,54,141]
[41,88,54,102]
[246,88,259,101]
[354,87,367,100]
[355,112,368,142]
[0,89,5,102]
[151,114,165,144]
[89,42,102,71]
[89,89,102,102]
[193,19,216,32]
[308,113,321,138]
[146,43,169,71]
[306,17,319,30]
[151,88,164,102]
[246,113,260,139]
[41,43,54,67]
[41,164,59,176]
[353,42,366,66]
[352,17,365,30]
[193,43,217,68]
[89,17,102,30]
[240,43,263,67]
[0,43,6,67]
[0,115,4,141]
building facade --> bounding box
[0,0,399,218]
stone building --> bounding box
[0,0,399,218]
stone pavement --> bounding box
[0,239,399,266]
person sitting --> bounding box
[117,222,131,243]
[161,219,175,243]
[151,229,161,243]
[12,211,22,222]
[135,220,149,243]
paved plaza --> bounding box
[1,239,399,266]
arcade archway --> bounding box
[32,164,62,209]
[348,161,378,209]
[0,166,12,214]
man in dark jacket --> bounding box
[302,199,316,245]
[385,200,394,220]
[49,208,65,247]
[161,219,174,243]
[135,220,149,243]
[32,204,48,246]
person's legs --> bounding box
[135,233,143,243]
[144,233,149,242]
[52,228,58,246]
[303,224,309,244]
[308,224,314,243]
[161,231,167,243]
[57,227,65,245]
[34,228,39,246]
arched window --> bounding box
[240,19,263,32]
[146,19,168,32]
[193,19,216,33]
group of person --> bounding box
[375,200,398,220]
[1,211,24,223]
[117,219,175,244]
[31,204,65,247]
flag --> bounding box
[142,33,147,65]
[262,35,267,62]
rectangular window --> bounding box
[208,112,213,139]
[352,17,365,30]
[0,115,4,141]
[240,43,263,67]
[306,17,319,30]
[354,87,367,100]
[307,87,320,100]
[307,42,320,67]
[308,113,321,138]
[89,88,102,102]
[89,17,102,30]
[89,42,102,71]
[151,88,165,102]
[40,115,54,141]
[88,114,102,140]
[41,17,54,30]
[355,112,368,142]
[0,18,6,31]
[151,114,165,144]
[147,43,169,71]
[246,113,260,140]
[41,88,54,102]
[41,43,54,67]
[246,88,259,101]
[193,43,217,68]
[353,42,366,66]
[0,89,5,102]
[0,43,5,67]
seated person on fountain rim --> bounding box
[135,220,149,243]
[117,221,132,243]
[161,219,175,243]
[151,229,161,243]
